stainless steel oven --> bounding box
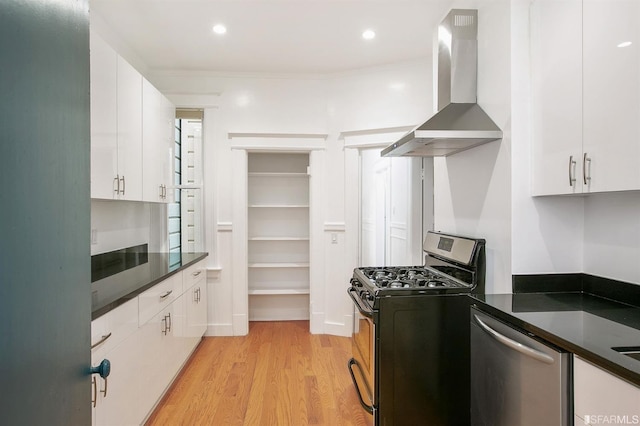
[348,290,375,420]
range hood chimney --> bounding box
[382,9,502,157]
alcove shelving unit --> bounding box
[247,152,310,321]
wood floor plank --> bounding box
[146,321,373,426]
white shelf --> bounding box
[248,262,309,268]
[249,172,308,178]
[249,204,309,208]
[249,237,309,241]
[248,289,310,295]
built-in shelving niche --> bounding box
[247,152,310,321]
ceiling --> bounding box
[90,0,454,75]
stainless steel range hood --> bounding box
[382,9,502,157]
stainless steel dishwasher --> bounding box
[470,306,572,426]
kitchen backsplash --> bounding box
[91,199,167,255]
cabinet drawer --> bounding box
[138,273,182,326]
[91,297,138,357]
[182,260,206,290]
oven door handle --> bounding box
[347,358,375,414]
[347,286,373,318]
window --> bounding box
[168,109,204,258]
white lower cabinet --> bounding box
[138,302,181,422]
[94,334,142,426]
[185,275,207,343]
[574,356,640,425]
[91,260,207,425]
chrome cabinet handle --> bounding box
[192,270,202,277]
[161,317,167,335]
[193,287,199,303]
[473,314,554,364]
[165,312,172,332]
[92,376,97,408]
[583,152,592,185]
[91,332,112,349]
[159,290,173,300]
[120,176,125,195]
[568,155,577,187]
[113,175,120,195]
[159,184,164,199]
[100,377,108,398]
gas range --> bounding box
[350,231,486,309]
[347,231,486,426]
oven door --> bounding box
[347,285,376,419]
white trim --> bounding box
[206,267,222,280]
[323,319,352,337]
[228,132,328,140]
[206,323,234,336]
[232,313,248,336]
[324,222,346,232]
[217,222,233,232]
[165,93,221,108]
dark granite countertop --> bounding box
[471,292,640,387]
[91,252,208,320]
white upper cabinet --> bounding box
[115,58,143,200]
[90,31,118,199]
[90,30,173,202]
[142,78,174,203]
[531,0,640,195]
[583,0,640,192]
[90,31,143,200]
[531,0,583,196]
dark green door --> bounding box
[0,0,91,424]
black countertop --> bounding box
[91,252,208,320]
[471,292,640,387]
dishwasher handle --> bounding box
[473,314,555,365]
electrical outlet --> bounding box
[91,229,98,245]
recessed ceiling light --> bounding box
[362,30,376,40]
[618,41,632,48]
[212,24,227,35]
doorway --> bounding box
[359,148,428,267]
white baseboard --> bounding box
[205,323,234,336]
[232,313,248,335]
[324,318,352,337]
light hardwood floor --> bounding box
[146,321,373,426]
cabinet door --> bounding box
[162,94,175,204]
[186,279,207,344]
[583,0,640,192]
[94,334,141,426]
[137,303,178,422]
[116,57,143,200]
[530,0,583,195]
[142,79,173,203]
[90,31,118,199]
[574,356,640,423]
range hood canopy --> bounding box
[382,9,502,157]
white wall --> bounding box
[433,1,513,293]
[583,193,640,284]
